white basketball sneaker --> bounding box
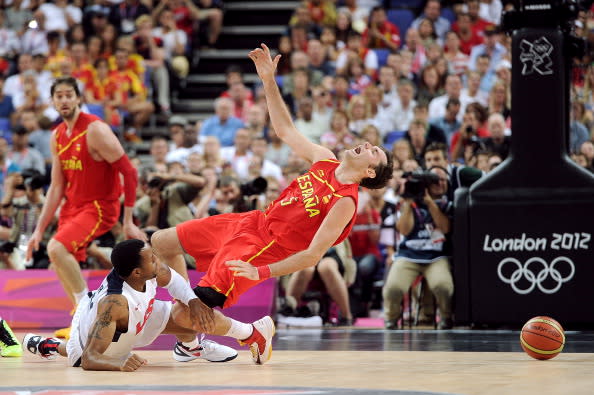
[173,334,238,362]
[239,316,275,365]
[23,333,62,360]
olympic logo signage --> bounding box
[497,257,575,295]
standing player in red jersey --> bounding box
[151,44,394,365]
[25,77,147,339]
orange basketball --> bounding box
[520,316,565,360]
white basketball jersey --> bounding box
[75,270,158,360]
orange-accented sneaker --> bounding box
[54,327,70,339]
[238,316,275,365]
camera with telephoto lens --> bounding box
[240,176,268,197]
[401,171,441,200]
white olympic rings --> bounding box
[497,256,575,295]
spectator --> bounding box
[69,41,97,88]
[149,136,169,172]
[405,119,431,166]
[200,97,244,147]
[0,137,20,195]
[84,58,121,129]
[330,74,351,111]
[321,109,356,155]
[334,10,353,50]
[244,105,269,140]
[307,38,335,76]
[100,24,118,58]
[417,18,440,48]
[294,96,328,144]
[21,10,49,56]
[39,0,82,34]
[202,135,225,171]
[283,68,313,117]
[580,141,594,169]
[411,0,451,41]
[465,0,494,38]
[4,0,32,38]
[383,166,454,330]
[482,113,511,159]
[464,70,488,107]
[416,64,444,104]
[0,9,21,71]
[401,29,427,75]
[450,109,490,162]
[336,30,379,78]
[108,47,155,142]
[152,8,190,80]
[82,5,110,38]
[392,79,417,133]
[0,75,15,127]
[443,31,470,77]
[0,169,50,269]
[284,240,356,325]
[109,0,150,35]
[265,126,292,168]
[288,5,322,39]
[453,13,484,55]
[345,56,373,94]
[487,79,511,121]
[302,0,337,29]
[363,84,394,137]
[219,128,253,182]
[223,82,254,122]
[7,126,45,175]
[479,0,503,25]
[134,15,171,115]
[347,94,372,135]
[337,0,370,31]
[312,86,334,129]
[469,25,507,74]
[360,124,382,148]
[86,35,104,67]
[362,5,400,51]
[428,74,473,122]
[22,112,52,169]
[348,189,382,318]
[473,54,496,98]
[166,116,198,165]
[249,137,284,184]
[282,51,324,96]
[430,97,462,145]
[377,65,399,107]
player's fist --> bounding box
[120,353,147,371]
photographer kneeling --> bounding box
[0,169,51,269]
[382,166,454,330]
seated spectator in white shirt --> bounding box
[429,74,474,122]
[39,0,82,33]
[250,136,284,185]
[220,128,253,181]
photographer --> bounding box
[382,166,454,330]
[450,107,490,163]
[134,164,208,230]
[0,169,51,269]
[211,175,267,215]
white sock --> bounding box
[224,318,253,340]
[73,287,89,304]
[181,337,199,349]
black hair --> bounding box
[360,147,394,189]
[111,239,145,278]
[424,142,448,159]
[50,77,81,97]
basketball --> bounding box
[520,316,565,360]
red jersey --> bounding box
[54,112,122,206]
[264,159,358,253]
[362,21,401,49]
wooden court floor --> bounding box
[2,329,594,395]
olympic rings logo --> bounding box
[497,257,575,295]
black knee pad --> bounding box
[193,286,227,308]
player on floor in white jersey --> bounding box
[23,239,237,371]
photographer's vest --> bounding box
[264,159,358,253]
[54,112,122,206]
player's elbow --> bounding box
[80,351,96,371]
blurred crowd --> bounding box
[1,0,594,329]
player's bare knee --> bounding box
[151,228,181,258]
[46,239,67,262]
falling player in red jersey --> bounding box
[151,44,394,364]
[26,77,147,339]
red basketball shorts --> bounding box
[53,200,120,262]
[176,210,290,308]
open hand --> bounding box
[226,260,258,280]
[248,43,281,81]
[188,298,215,333]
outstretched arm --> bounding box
[227,197,356,279]
[249,43,335,164]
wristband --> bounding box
[257,265,271,280]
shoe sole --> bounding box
[22,333,57,360]
[173,347,238,363]
[250,316,275,365]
